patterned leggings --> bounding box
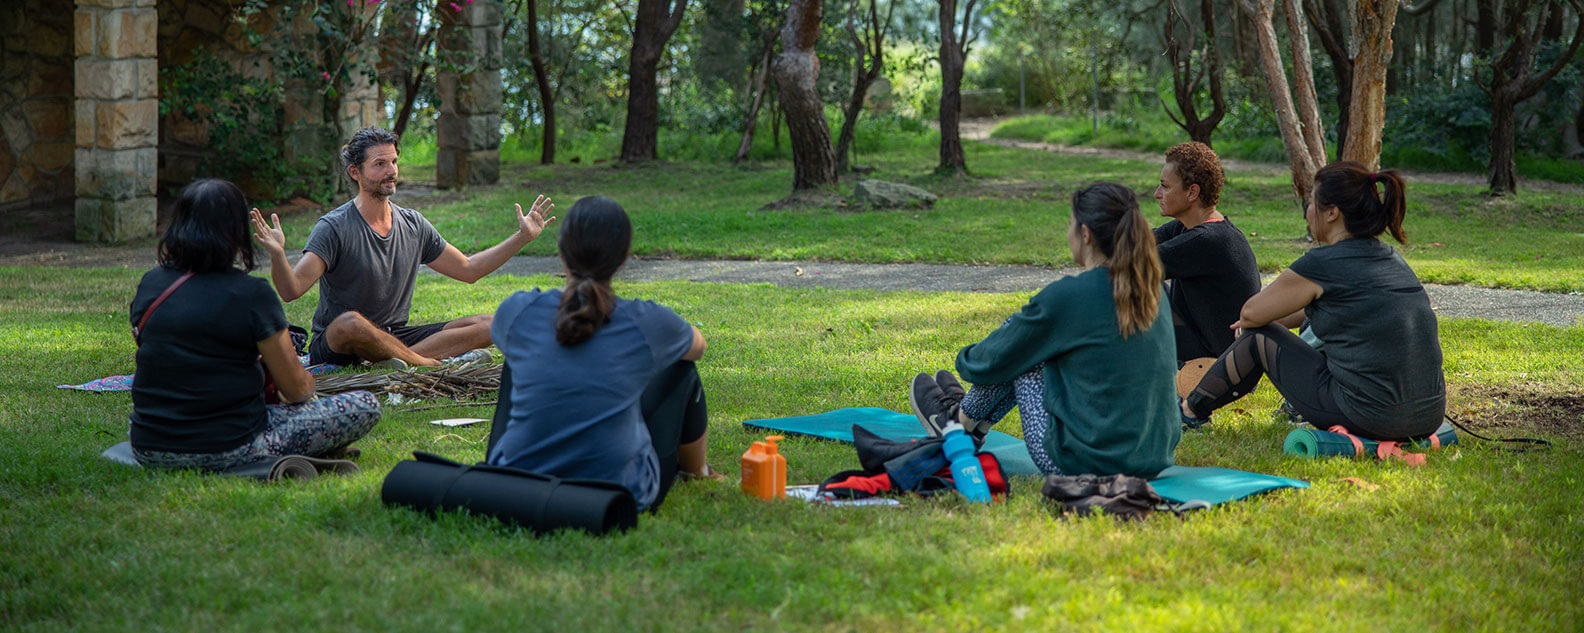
[957,363,1060,475]
[133,391,382,471]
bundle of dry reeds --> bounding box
[313,361,500,403]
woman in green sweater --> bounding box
[909,182,1181,477]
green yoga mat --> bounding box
[1284,422,1458,459]
[743,408,1314,505]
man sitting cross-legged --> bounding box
[251,126,555,368]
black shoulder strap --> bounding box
[132,271,196,346]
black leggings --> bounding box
[489,360,708,512]
[1183,323,1370,435]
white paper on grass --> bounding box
[786,485,901,507]
[428,418,488,427]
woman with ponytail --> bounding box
[909,182,1180,477]
[487,196,716,511]
[1180,162,1445,442]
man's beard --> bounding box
[364,179,397,198]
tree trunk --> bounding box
[771,0,838,190]
[621,0,689,163]
[1242,0,1319,205]
[527,0,556,164]
[835,0,890,173]
[1283,0,1327,170]
[734,41,775,165]
[1162,0,1227,146]
[1489,94,1518,193]
[1480,0,1584,195]
[1305,0,1352,158]
[1475,0,1496,56]
[937,0,969,175]
[1341,0,1399,169]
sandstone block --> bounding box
[75,197,104,241]
[464,149,499,185]
[459,0,502,27]
[76,147,150,200]
[82,195,157,242]
[99,9,157,58]
[96,99,157,149]
[136,59,157,98]
[76,59,136,100]
[74,11,96,57]
[27,62,74,97]
[77,0,139,10]
[76,100,96,147]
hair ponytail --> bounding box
[555,275,616,346]
[552,196,632,346]
[1315,161,1409,244]
[1070,182,1163,338]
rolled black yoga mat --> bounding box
[381,452,638,535]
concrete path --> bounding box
[482,255,1584,328]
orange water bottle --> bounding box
[740,435,786,499]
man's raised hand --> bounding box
[515,195,557,241]
[250,208,286,253]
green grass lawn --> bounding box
[3,268,1581,632]
[266,136,1584,293]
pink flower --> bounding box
[346,0,354,5]
[322,71,331,81]
[450,2,461,10]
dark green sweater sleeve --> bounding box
[955,276,1083,385]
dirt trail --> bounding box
[956,116,1584,194]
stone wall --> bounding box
[0,1,75,212]
[435,0,502,189]
[74,0,159,242]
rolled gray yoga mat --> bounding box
[99,441,359,481]
[381,452,639,536]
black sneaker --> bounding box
[935,370,990,446]
[934,370,967,403]
[908,373,960,437]
[1180,396,1212,430]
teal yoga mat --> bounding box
[1149,466,1309,505]
[742,407,1041,476]
[1284,422,1458,459]
[743,408,1314,505]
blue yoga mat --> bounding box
[742,407,1309,505]
[1149,465,1309,505]
[742,407,1040,476]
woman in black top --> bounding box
[1152,142,1260,364]
[1180,162,1445,441]
[129,179,381,470]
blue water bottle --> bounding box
[941,422,992,503]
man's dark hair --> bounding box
[341,126,400,182]
[159,178,256,273]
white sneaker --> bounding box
[442,349,493,365]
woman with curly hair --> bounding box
[1153,142,1260,364]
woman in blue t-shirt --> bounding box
[909,182,1180,478]
[1180,162,1445,441]
[130,179,381,470]
[488,196,716,511]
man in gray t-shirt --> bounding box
[250,126,555,367]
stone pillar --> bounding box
[74,0,157,242]
[435,0,502,189]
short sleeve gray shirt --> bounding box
[303,200,447,337]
